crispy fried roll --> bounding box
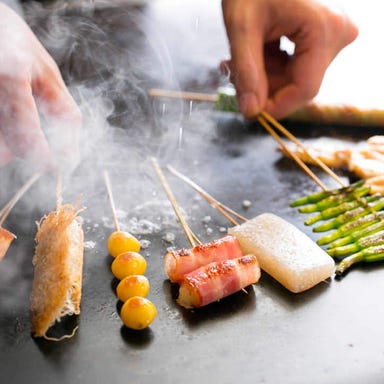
[30,203,84,339]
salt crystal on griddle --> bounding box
[162,232,175,243]
[228,213,335,293]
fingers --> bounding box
[221,0,268,118]
[33,62,82,171]
[0,76,55,169]
[221,0,359,120]
[266,8,358,119]
[0,131,13,168]
[265,48,328,119]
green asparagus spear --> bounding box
[290,180,364,208]
[299,185,370,213]
[327,230,384,257]
[313,196,384,232]
[317,211,384,246]
[305,195,381,226]
[335,244,384,275]
[325,215,384,248]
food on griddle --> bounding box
[103,169,156,330]
[292,183,384,274]
[282,137,353,169]
[281,135,384,192]
[164,235,243,283]
[116,275,150,302]
[177,254,260,309]
[0,172,41,262]
[152,158,260,308]
[214,86,384,126]
[111,251,147,280]
[120,296,157,330]
[349,151,384,180]
[30,202,84,339]
[0,227,16,261]
[107,230,141,258]
[228,213,335,293]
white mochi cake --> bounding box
[228,213,335,293]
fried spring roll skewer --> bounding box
[30,202,84,339]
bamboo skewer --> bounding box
[0,171,42,227]
[103,170,120,232]
[149,87,346,191]
[166,165,246,226]
[150,157,201,247]
[257,115,328,191]
[260,111,346,188]
[151,88,382,275]
[148,88,217,103]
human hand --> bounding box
[0,4,81,169]
[221,0,358,119]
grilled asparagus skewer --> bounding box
[292,181,384,274]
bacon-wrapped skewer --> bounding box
[0,228,16,261]
[177,254,260,309]
[151,158,261,309]
[0,172,41,261]
[164,235,243,283]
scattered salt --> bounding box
[202,215,211,224]
[84,240,96,251]
[162,232,176,243]
[140,239,151,249]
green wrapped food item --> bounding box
[214,87,239,113]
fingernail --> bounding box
[238,92,260,118]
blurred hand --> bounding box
[221,0,358,119]
[0,3,81,169]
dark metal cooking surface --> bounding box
[1,1,384,383]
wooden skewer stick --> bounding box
[148,88,217,103]
[149,87,346,191]
[151,157,200,247]
[167,165,249,230]
[257,115,328,191]
[103,170,120,232]
[260,111,346,188]
[0,171,42,227]
[166,165,246,226]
